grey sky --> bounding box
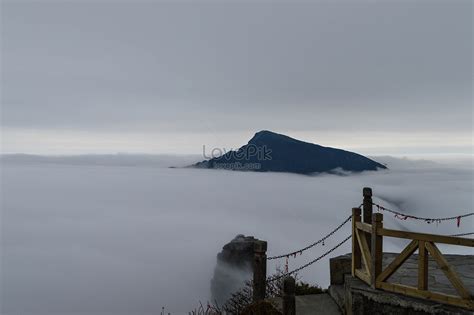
[1,0,472,154]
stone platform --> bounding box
[329,253,474,315]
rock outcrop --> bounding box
[210,235,259,305]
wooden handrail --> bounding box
[378,228,474,247]
[351,188,474,310]
[424,242,472,299]
[418,240,428,291]
[376,239,418,283]
[355,221,371,233]
[351,208,362,276]
[355,228,371,276]
[377,282,474,309]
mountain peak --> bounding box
[249,130,298,144]
[250,130,280,140]
[193,131,387,174]
[253,130,279,137]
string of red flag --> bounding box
[372,202,473,227]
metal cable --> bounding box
[267,215,352,260]
[449,232,474,237]
[267,234,351,282]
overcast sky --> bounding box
[1,0,472,155]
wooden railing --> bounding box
[352,206,474,310]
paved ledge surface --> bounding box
[380,252,474,296]
[269,293,341,315]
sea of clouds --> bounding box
[1,154,472,314]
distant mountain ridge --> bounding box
[193,130,387,174]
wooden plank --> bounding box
[355,228,371,276]
[356,221,372,233]
[378,282,474,310]
[371,213,383,289]
[377,240,418,283]
[424,242,472,299]
[379,228,474,247]
[355,268,371,285]
[418,241,428,290]
[352,208,361,276]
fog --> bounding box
[1,155,473,314]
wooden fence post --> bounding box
[363,187,373,254]
[371,212,383,289]
[363,187,373,225]
[418,241,428,290]
[282,276,296,315]
[352,207,362,276]
[253,240,267,302]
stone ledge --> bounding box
[328,284,345,313]
[344,274,473,315]
[328,253,474,315]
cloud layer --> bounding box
[1,155,473,314]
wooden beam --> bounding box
[424,242,472,300]
[418,241,428,290]
[356,228,372,276]
[352,208,362,276]
[377,240,418,283]
[363,188,373,255]
[356,221,372,233]
[363,187,373,224]
[355,268,371,285]
[378,282,474,310]
[371,213,383,289]
[379,228,474,247]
